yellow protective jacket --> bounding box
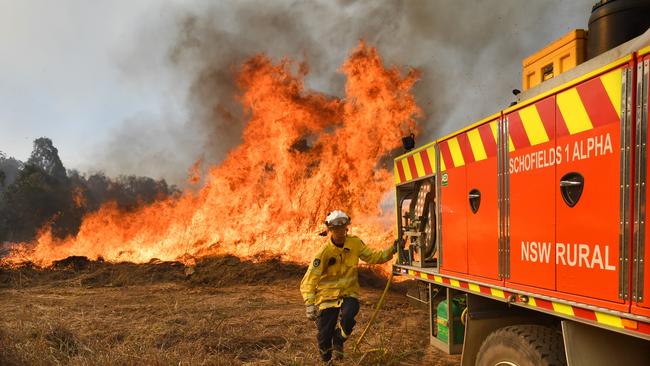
[300,235,395,310]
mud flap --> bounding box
[561,320,650,366]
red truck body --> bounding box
[392,29,650,366]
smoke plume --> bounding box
[92,0,594,185]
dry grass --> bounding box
[0,256,459,365]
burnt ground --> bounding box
[0,256,460,365]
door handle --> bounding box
[560,180,583,187]
[559,172,584,207]
[468,189,481,214]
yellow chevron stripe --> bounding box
[491,289,505,298]
[407,270,415,276]
[595,312,624,328]
[440,155,446,171]
[640,45,650,56]
[413,152,426,177]
[419,272,428,280]
[519,105,549,145]
[600,69,622,118]
[552,302,575,316]
[557,88,593,134]
[490,121,498,142]
[469,283,481,292]
[450,279,460,287]
[402,159,413,181]
[448,138,465,167]
[508,135,515,152]
[528,297,537,307]
[467,128,487,161]
[394,162,401,184]
[426,147,436,172]
[433,275,443,283]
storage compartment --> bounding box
[429,285,465,354]
[522,29,587,91]
[439,135,469,274]
[505,95,557,290]
[465,120,500,280]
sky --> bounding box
[0,0,596,185]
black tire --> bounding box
[476,325,567,366]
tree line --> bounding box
[0,138,178,243]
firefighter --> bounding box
[300,210,403,364]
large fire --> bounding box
[3,42,421,267]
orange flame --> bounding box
[3,42,421,267]
[72,187,86,209]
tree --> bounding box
[26,138,67,182]
[0,138,179,243]
[0,151,23,194]
[0,164,80,242]
[0,139,78,242]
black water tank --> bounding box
[587,0,650,59]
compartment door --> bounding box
[466,121,500,280]
[439,136,468,274]
[555,66,626,303]
[506,96,557,290]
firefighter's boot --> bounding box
[332,322,347,360]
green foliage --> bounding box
[0,138,178,243]
[0,164,80,242]
[27,138,67,182]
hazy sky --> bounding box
[0,0,595,185]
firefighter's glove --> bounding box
[306,304,319,321]
[393,237,405,254]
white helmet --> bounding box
[325,210,351,227]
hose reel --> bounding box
[406,180,436,261]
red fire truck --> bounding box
[393,1,650,365]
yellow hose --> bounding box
[353,270,394,353]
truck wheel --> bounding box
[476,325,566,366]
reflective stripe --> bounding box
[557,88,593,134]
[519,104,550,145]
[448,137,465,167]
[490,288,505,298]
[398,267,650,338]
[337,321,349,339]
[595,312,624,328]
[552,302,575,316]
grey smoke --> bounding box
[95,0,595,185]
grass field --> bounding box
[0,256,460,365]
